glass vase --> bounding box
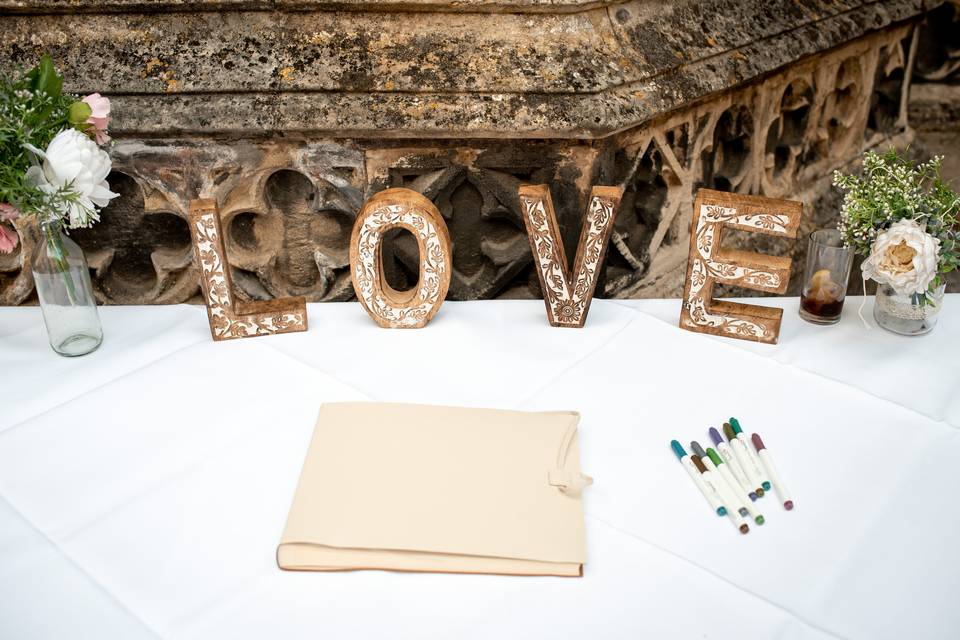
[873,282,946,336]
[31,221,103,356]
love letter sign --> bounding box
[679,189,802,344]
[519,184,624,328]
[350,188,452,329]
[189,199,308,341]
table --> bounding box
[1,297,958,640]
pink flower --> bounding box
[0,203,20,253]
[81,93,111,145]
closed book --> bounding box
[277,402,590,577]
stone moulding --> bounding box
[0,1,620,13]
[0,2,932,305]
[0,0,932,137]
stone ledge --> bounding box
[0,0,930,138]
[0,0,617,14]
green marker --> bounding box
[707,447,764,525]
[730,418,772,492]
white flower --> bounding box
[861,219,940,295]
[24,128,118,228]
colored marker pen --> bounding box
[724,422,765,497]
[692,441,748,519]
[707,448,764,525]
[752,433,794,511]
[730,418,771,492]
[692,454,749,534]
[709,426,757,501]
[671,440,726,517]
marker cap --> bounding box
[690,441,707,458]
[671,440,687,459]
[729,417,743,434]
[706,448,723,467]
[708,427,724,446]
[691,455,708,474]
[723,423,737,440]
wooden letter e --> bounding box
[679,189,802,344]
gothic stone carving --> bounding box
[0,23,923,305]
[609,23,916,299]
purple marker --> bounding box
[709,426,757,501]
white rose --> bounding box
[861,218,940,295]
[25,128,118,228]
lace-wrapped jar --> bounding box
[873,283,946,336]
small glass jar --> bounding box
[874,282,946,336]
[31,220,103,356]
[799,229,853,325]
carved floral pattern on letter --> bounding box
[189,199,308,341]
[519,184,623,327]
[679,189,802,344]
[350,188,452,328]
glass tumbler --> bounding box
[799,229,853,325]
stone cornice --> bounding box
[0,0,934,138]
[3,0,618,14]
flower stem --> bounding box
[44,226,79,306]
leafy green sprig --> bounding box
[0,56,94,221]
[833,149,960,293]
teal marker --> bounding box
[730,418,772,492]
[671,440,727,517]
[707,447,764,526]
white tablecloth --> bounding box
[1,297,958,640]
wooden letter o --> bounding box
[350,188,452,328]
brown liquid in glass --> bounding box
[800,294,844,319]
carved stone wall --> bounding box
[0,1,943,305]
[909,0,960,292]
[611,23,919,298]
[911,0,960,127]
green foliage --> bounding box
[0,55,86,219]
[833,148,960,291]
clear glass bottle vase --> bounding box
[31,221,103,356]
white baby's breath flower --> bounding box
[861,219,940,295]
[24,128,118,228]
